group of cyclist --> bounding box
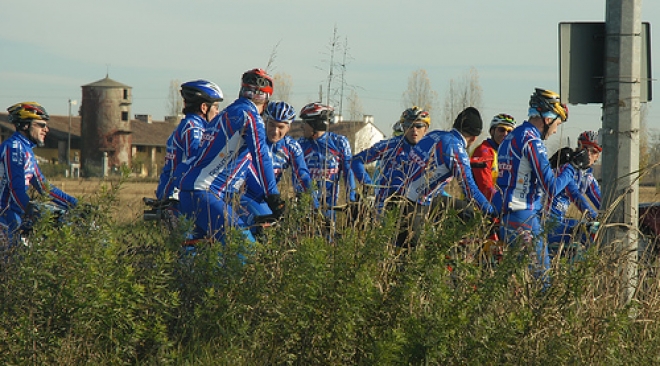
[1,75,602,282]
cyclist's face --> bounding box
[491,125,513,145]
[544,117,562,139]
[29,120,49,147]
[584,146,601,165]
[266,118,290,143]
[403,122,428,144]
[202,102,220,121]
[302,121,315,139]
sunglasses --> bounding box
[496,126,513,133]
[403,122,427,129]
[33,121,48,129]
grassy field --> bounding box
[50,178,660,224]
[51,178,158,223]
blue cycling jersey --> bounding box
[0,132,77,241]
[172,97,279,197]
[298,131,356,207]
[493,121,577,215]
[352,135,415,206]
[156,113,207,200]
[548,164,599,220]
[244,135,313,201]
[403,129,494,215]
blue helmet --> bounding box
[264,101,296,124]
[180,80,223,104]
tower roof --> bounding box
[83,75,131,88]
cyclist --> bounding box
[404,107,496,217]
[493,88,590,281]
[397,107,495,247]
[470,113,517,201]
[297,102,357,218]
[546,131,602,250]
[172,68,284,243]
[0,102,78,246]
[156,80,223,201]
[241,101,313,224]
[352,106,430,209]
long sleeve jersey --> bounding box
[156,113,207,200]
[493,121,577,215]
[0,132,77,224]
[244,135,313,201]
[351,135,415,205]
[469,138,499,201]
[172,97,279,197]
[403,129,494,215]
[298,131,356,207]
[547,164,600,220]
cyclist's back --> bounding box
[156,80,223,200]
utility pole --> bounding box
[602,0,642,306]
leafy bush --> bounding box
[2,186,660,365]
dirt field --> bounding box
[50,178,659,224]
[50,178,157,223]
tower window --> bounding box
[123,89,128,99]
[121,111,129,121]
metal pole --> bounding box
[67,99,72,165]
[603,0,642,306]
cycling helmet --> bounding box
[7,102,49,130]
[240,68,273,102]
[299,102,334,131]
[180,80,224,104]
[529,88,568,122]
[392,121,404,137]
[489,113,516,130]
[578,130,602,152]
[400,106,431,127]
[264,101,296,124]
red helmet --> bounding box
[578,131,602,152]
[240,68,273,102]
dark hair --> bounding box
[452,107,483,136]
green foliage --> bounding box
[2,188,660,365]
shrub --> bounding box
[2,187,660,365]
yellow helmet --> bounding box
[7,102,50,124]
[529,88,568,122]
[399,106,430,127]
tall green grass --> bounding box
[1,182,660,365]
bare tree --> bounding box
[401,69,439,123]
[272,73,293,102]
[265,40,282,73]
[441,67,483,129]
[346,90,364,121]
[166,79,183,117]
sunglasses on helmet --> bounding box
[403,122,427,129]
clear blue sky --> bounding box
[1,0,658,151]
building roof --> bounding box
[0,112,174,147]
[0,112,81,140]
[287,120,378,139]
[131,120,175,146]
[82,75,131,88]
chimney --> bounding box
[134,114,152,124]
[363,115,374,124]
